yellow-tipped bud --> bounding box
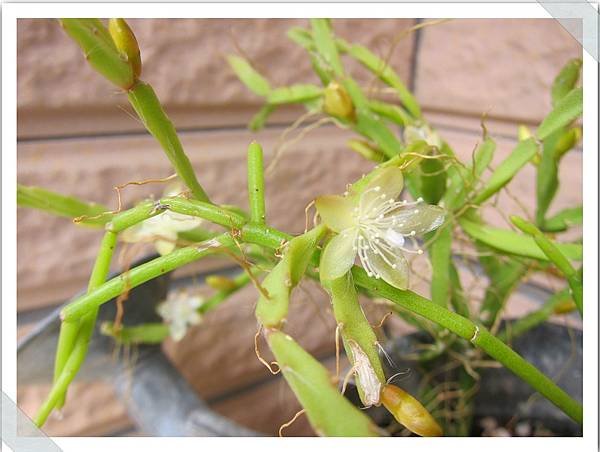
[554,298,577,314]
[205,275,237,291]
[381,384,443,437]
[323,81,354,119]
[108,18,142,79]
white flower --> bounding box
[157,290,204,341]
[121,184,202,255]
[316,167,445,289]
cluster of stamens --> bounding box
[350,186,424,279]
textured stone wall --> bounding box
[16,18,582,436]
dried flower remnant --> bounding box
[348,340,382,406]
[157,290,204,341]
[316,167,445,289]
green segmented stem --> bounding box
[45,231,117,419]
[17,184,111,226]
[511,216,582,316]
[324,273,386,406]
[127,82,209,202]
[61,234,233,322]
[254,224,326,328]
[160,197,246,229]
[247,142,267,225]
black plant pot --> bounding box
[18,257,582,437]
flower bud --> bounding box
[108,18,142,79]
[381,384,443,437]
[205,275,238,291]
[324,81,354,119]
[554,298,576,314]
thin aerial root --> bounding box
[254,327,280,375]
[304,199,315,233]
[371,311,393,329]
[340,364,357,396]
[267,116,334,175]
[112,242,143,332]
[376,341,397,369]
[386,369,411,385]
[335,323,343,381]
[74,173,178,224]
[470,325,480,343]
[278,409,306,437]
[266,110,320,175]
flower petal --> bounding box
[315,195,357,232]
[320,228,358,280]
[391,204,445,236]
[364,245,409,290]
[359,167,404,208]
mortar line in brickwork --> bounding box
[408,18,423,93]
[16,120,307,144]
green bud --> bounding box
[205,275,237,291]
[323,81,354,119]
[108,18,142,80]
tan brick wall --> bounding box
[16,18,582,436]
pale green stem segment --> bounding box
[247,142,267,225]
[511,216,583,316]
[351,267,583,424]
[323,273,386,406]
[478,254,527,328]
[266,330,379,436]
[429,223,452,307]
[127,81,210,202]
[460,217,582,262]
[34,309,101,427]
[61,234,233,322]
[59,19,134,90]
[498,288,571,343]
[17,184,111,227]
[106,200,158,232]
[160,198,246,230]
[310,19,344,77]
[255,225,327,328]
[44,231,117,421]
[471,138,537,205]
[101,322,168,345]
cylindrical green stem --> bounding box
[161,197,246,230]
[61,234,232,322]
[51,231,117,410]
[106,200,158,232]
[247,142,267,225]
[127,81,209,202]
